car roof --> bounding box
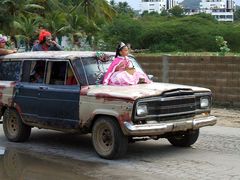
[0,51,116,61]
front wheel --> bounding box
[167,129,199,147]
[92,117,128,159]
[3,108,31,142]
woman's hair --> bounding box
[115,42,127,58]
[39,30,51,44]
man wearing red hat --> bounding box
[32,30,62,51]
[0,34,17,55]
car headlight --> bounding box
[200,97,210,108]
[136,104,148,116]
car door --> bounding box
[37,60,80,129]
[14,60,46,123]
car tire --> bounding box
[167,129,199,147]
[92,117,128,159]
[3,108,31,142]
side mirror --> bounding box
[148,74,158,82]
[148,75,154,80]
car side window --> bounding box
[21,60,46,83]
[0,61,21,81]
[72,59,88,86]
[66,64,78,85]
[46,61,78,85]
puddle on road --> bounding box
[0,146,102,180]
[0,147,5,155]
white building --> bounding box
[140,0,178,14]
[200,0,235,22]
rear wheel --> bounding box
[167,129,199,147]
[3,108,31,142]
[92,117,128,159]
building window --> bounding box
[226,15,233,19]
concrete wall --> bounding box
[136,56,240,107]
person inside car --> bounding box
[0,34,17,55]
[32,30,62,51]
[103,42,151,86]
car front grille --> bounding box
[135,89,197,120]
[146,96,196,116]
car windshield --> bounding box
[73,55,145,85]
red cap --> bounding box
[39,30,51,43]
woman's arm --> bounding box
[0,48,17,55]
[115,62,125,71]
[49,41,62,51]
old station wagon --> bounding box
[0,51,217,159]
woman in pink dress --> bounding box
[103,42,151,86]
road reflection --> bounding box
[0,147,99,180]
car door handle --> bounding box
[39,86,48,90]
[15,84,23,88]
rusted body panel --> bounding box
[0,51,216,137]
[79,95,133,129]
[78,83,211,134]
[84,83,210,101]
[80,86,134,130]
[0,81,15,107]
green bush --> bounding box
[101,14,240,52]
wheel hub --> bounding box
[7,115,18,136]
[102,129,112,147]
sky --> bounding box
[113,0,240,10]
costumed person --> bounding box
[32,29,62,51]
[103,42,151,86]
[0,34,17,55]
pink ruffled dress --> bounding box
[103,56,151,86]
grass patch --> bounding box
[133,52,240,57]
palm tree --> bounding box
[13,15,42,51]
[1,0,44,16]
[65,12,86,48]
[66,0,116,49]
[34,0,63,16]
[43,11,69,45]
[1,0,116,50]
[72,0,116,21]
[0,0,44,47]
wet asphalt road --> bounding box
[0,124,240,180]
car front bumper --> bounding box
[123,116,217,136]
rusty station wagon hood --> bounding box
[85,82,210,100]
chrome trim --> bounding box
[137,95,196,103]
[134,92,212,120]
[123,116,217,136]
[135,110,196,120]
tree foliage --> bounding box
[168,5,184,17]
[1,1,240,53]
[0,0,116,49]
[101,13,240,52]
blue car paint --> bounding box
[14,82,80,129]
